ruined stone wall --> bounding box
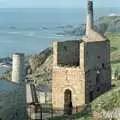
[0,80,27,120]
[52,40,86,110]
[52,67,85,109]
[85,41,110,71]
[52,39,111,109]
[57,41,80,66]
[84,41,111,102]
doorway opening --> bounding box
[64,89,72,115]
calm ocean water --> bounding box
[0,8,120,57]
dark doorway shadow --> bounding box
[64,89,73,115]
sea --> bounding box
[0,8,120,58]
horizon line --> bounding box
[0,7,119,9]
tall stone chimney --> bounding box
[12,53,25,84]
[86,0,94,35]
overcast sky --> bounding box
[0,0,119,8]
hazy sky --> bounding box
[0,0,119,8]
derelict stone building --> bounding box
[52,0,111,114]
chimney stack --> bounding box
[86,0,94,35]
[12,53,25,84]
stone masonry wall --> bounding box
[85,41,110,71]
[52,67,85,109]
[85,41,111,102]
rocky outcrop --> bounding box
[27,48,53,84]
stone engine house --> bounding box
[52,0,111,114]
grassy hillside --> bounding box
[107,33,120,78]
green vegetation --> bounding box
[107,33,120,79]
[91,88,120,111]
